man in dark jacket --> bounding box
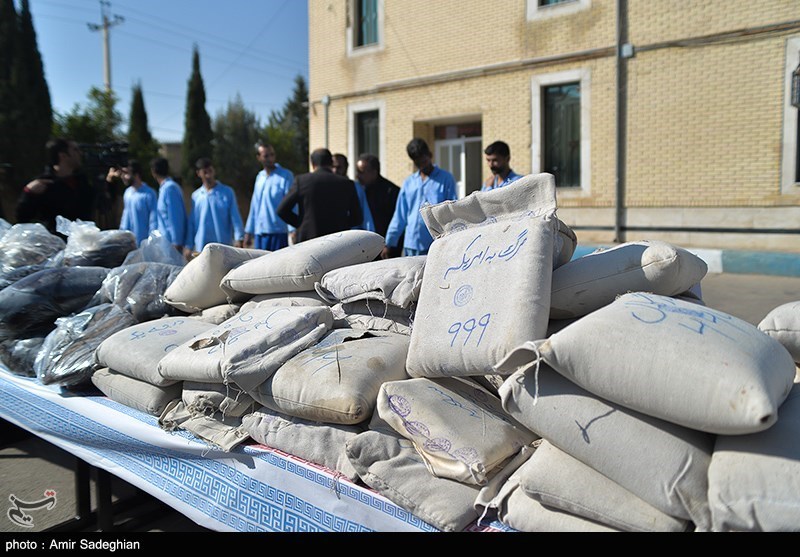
[277,148,362,243]
[355,153,402,256]
[15,138,96,234]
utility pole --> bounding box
[87,0,124,93]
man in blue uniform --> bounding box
[243,143,295,251]
[113,159,157,245]
[184,157,245,257]
[382,138,457,258]
[480,140,522,192]
[150,157,187,253]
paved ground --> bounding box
[1,271,798,533]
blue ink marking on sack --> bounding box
[447,313,491,347]
[443,229,529,280]
[453,284,473,307]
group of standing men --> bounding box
[16,136,522,261]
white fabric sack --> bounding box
[314,255,426,309]
[239,291,329,314]
[95,317,215,386]
[504,292,797,435]
[160,401,250,452]
[331,301,414,336]
[549,240,709,319]
[92,367,181,416]
[345,429,481,532]
[495,365,714,529]
[182,381,256,418]
[421,172,575,269]
[376,377,538,486]
[242,408,363,481]
[707,383,800,532]
[157,305,334,391]
[220,230,385,296]
[758,301,800,363]
[474,445,620,532]
[253,329,410,425]
[406,215,556,378]
[518,440,690,532]
[187,303,241,325]
[164,243,266,313]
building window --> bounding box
[348,100,385,176]
[527,0,590,21]
[356,110,379,158]
[543,83,581,188]
[348,0,383,56]
[781,38,800,193]
[531,69,591,194]
[356,0,378,47]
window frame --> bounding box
[781,36,800,193]
[531,68,592,195]
[347,0,384,58]
[527,0,591,22]
[347,99,386,180]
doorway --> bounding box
[433,122,483,198]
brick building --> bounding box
[308,0,800,252]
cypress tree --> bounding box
[181,44,213,188]
[0,0,18,219]
[127,82,159,187]
[283,75,309,169]
[12,0,52,184]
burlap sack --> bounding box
[758,301,800,363]
[95,317,216,386]
[420,172,575,269]
[92,367,181,416]
[376,377,538,486]
[345,429,481,532]
[518,440,690,532]
[239,291,329,313]
[314,255,426,309]
[501,292,797,435]
[164,243,267,313]
[549,240,709,319]
[331,301,414,336]
[187,303,241,325]
[253,329,410,425]
[495,365,714,530]
[406,215,555,378]
[181,381,256,418]
[242,408,363,481]
[707,383,800,532]
[220,230,385,296]
[159,400,250,452]
[157,305,334,391]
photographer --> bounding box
[15,138,96,235]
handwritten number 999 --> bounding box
[448,313,491,347]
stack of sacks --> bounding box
[246,328,410,475]
[345,377,537,531]
[239,290,330,313]
[406,173,561,379]
[494,292,797,531]
[314,255,426,335]
[163,243,269,315]
[159,382,257,452]
[219,230,385,298]
[157,304,334,397]
[92,317,217,416]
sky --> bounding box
[24,0,309,144]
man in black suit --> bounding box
[277,148,363,243]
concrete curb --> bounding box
[571,245,800,277]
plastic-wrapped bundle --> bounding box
[95,262,184,322]
[0,266,110,339]
[0,222,66,274]
[0,336,46,376]
[0,250,64,291]
[121,229,186,267]
[57,217,137,268]
[35,304,137,387]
